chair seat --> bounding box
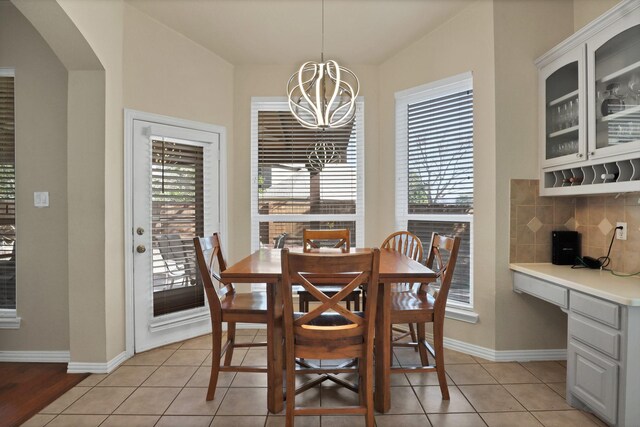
[221,291,268,314]
[390,291,435,323]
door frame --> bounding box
[124,109,228,358]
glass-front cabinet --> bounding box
[588,16,640,159]
[537,2,640,195]
[540,46,585,169]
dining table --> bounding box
[219,247,438,414]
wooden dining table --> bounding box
[219,247,437,414]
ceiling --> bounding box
[125,0,474,65]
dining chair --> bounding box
[381,231,424,346]
[281,248,380,427]
[193,233,268,401]
[389,232,461,399]
[297,229,361,311]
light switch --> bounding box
[34,191,49,208]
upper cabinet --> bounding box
[537,1,640,196]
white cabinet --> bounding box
[537,1,640,195]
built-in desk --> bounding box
[510,263,640,427]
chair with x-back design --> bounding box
[281,248,380,427]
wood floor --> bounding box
[0,363,88,427]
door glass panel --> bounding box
[595,24,640,150]
[151,139,204,317]
[545,62,580,161]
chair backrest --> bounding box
[280,248,380,359]
[193,233,234,316]
[303,229,350,253]
[381,231,423,262]
[424,233,461,312]
[273,232,288,249]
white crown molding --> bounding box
[536,0,640,67]
[67,351,128,374]
[0,351,70,363]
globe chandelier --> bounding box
[287,0,360,129]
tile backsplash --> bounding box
[510,179,640,274]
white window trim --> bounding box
[395,72,476,315]
[0,68,17,328]
[250,97,365,251]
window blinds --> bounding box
[407,90,473,214]
[0,74,15,310]
[257,110,357,216]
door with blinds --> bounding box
[132,119,220,352]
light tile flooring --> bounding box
[22,329,608,427]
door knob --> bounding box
[136,227,145,235]
[136,245,146,253]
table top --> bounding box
[221,247,437,284]
[510,263,640,306]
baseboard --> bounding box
[425,332,566,362]
[0,350,70,363]
[67,351,128,374]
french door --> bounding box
[132,118,220,352]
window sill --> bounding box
[0,311,21,329]
[445,306,479,324]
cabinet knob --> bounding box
[589,151,595,157]
[577,153,583,158]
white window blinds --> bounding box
[251,99,364,251]
[0,71,16,310]
[396,73,474,307]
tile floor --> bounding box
[22,329,608,427]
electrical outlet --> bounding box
[616,222,627,240]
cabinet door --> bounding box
[587,7,640,161]
[540,45,586,169]
[568,340,618,425]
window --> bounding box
[251,98,364,254]
[0,69,16,314]
[395,73,474,307]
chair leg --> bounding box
[363,354,374,427]
[299,295,305,312]
[409,323,418,351]
[433,320,449,400]
[285,345,296,427]
[354,294,360,311]
[224,322,236,366]
[416,323,429,366]
[207,322,223,401]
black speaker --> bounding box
[552,231,580,265]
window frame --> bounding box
[0,67,19,328]
[395,72,475,312]
[250,97,365,251]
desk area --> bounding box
[510,263,640,427]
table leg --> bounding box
[267,279,284,413]
[374,281,391,413]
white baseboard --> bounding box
[67,351,128,374]
[0,350,70,363]
[427,333,567,362]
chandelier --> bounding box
[287,0,360,129]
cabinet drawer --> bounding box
[568,340,618,425]
[513,273,568,309]
[570,291,620,329]
[569,313,620,360]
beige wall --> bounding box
[379,0,498,348]
[0,1,70,352]
[574,0,622,31]
[493,0,575,350]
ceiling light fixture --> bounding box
[287,0,360,129]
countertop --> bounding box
[510,263,640,306]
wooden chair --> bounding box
[281,248,380,427]
[297,229,361,311]
[381,231,424,346]
[193,233,268,401]
[389,233,461,399]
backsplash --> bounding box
[510,179,640,274]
